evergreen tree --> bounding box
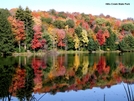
[88,38,99,51]
[66,19,75,28]
[127,35,134,51]
[119,39,129,52]
[53,20,66,29]
[75,26,82,38]
[67,35,75,50]
[0,9,15,55]
[0,8,10,17]
[43,32,53,50]
[119,35,134,51]
[104,28,117,51]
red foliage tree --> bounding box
[103,30,110,38]
[114,20,121,30]
[118,35,124,41]
[67,28,75,37]
[76,20,81,26]
[67,13,75,20]
[96,30,109,46]
[120,29,125,35]
[56,29,66,47]
[82,22,89,30]
[96,30,105,45]
[32,11,40,18]
[31,25,46,50]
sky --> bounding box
[0,0,133,20]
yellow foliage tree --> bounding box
[73,34,80,50]
[81,29,89,46]
[33,17,42,26]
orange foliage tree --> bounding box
[8,16,25,52]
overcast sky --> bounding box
[0,0,133,20]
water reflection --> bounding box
[0,53,134,101]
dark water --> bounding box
[0,52,134,101]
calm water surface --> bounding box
[0,52,134,101]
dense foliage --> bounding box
[0,9,15,55]
[0,7,134,55]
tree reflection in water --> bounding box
[0,52,134,101]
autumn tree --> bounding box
[56,29,66,49]
[82,22,89,30]
[96,18,106,26]
[73,34,80,50]
[113,20,121,30]
[31,25,46,51]
[74,26,82,50]
[8,16,25,52]
[75,26,89,50]
[96,29,109,46]
[80,29,89,50]
[16,6,34,51]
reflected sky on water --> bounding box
[31,83,129,101]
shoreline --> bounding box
[12,50,121,57]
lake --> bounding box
[0,52,134,101]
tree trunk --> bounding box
[24,43,26,52]
[18,41,21,53]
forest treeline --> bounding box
[0,6,134,55]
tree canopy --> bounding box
[0,7,134,55]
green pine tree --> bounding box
[104,29,117,51]
[88,38,99,52]
[0,9,15,56]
